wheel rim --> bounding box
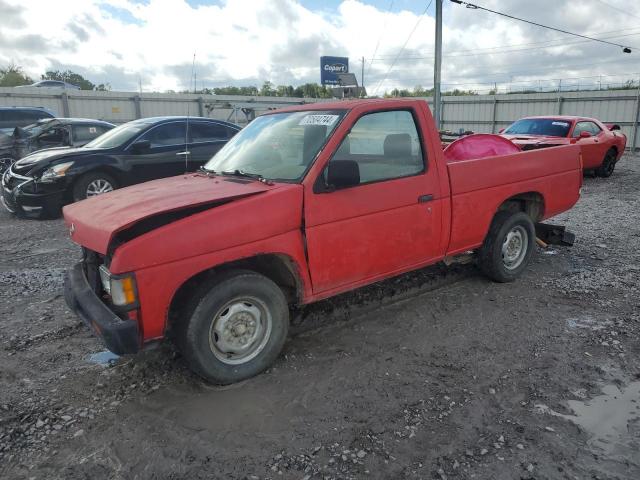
[208,297,272,365]
[86,179,114,197]
[501,225,528,270]
[605,155,615,175]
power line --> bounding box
[368,31,640,62]
[372,0,434,95]
[367,0,395,79]
[591,0,640,21]
[439,72,640,87]
[378,56,640,84]
[370,26,640,60]
[450,0,635,53]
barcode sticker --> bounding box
[299,114,339,126]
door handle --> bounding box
[418,194,433,203]
[176,151,191,156]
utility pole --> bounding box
[434,0,443,129]
[361,56,365,97]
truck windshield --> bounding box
[504,118,572,137]
[84,122,146,149]
[205,110,346,181]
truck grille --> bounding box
[82,248,106,295]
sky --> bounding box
[1,0,639,94]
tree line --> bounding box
[2,63,638,97]
[0,64,110,90]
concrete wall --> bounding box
[1,87,639,149]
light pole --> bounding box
[434,0,443,129]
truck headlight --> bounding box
[40,161,74,183]
[99,266,137,307]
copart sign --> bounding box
[320,56,349,86]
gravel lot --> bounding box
[1,154,639,480]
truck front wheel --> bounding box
[177,270,289,384]
[477,211,535,283]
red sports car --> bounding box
[500,116,627,177]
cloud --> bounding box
[67,23,90,42]
[0,0,638,94]
[0,0,25,27]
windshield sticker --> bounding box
[89,127,97,133]
[299,114,339,126]
[552,121,569,126]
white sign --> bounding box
[299,114,339,127]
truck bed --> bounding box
[445,144,582,255]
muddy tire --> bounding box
[176,269,289,384]
[72,172,117,202]
[596,149,617,178]
[477,211,535,283]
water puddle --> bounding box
[566,314,612,331]
[535,381,640,455]
[86,350,120,366]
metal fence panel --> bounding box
[1,87,638,149]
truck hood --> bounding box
[63,173,276,254]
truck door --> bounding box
[304,108,443,294]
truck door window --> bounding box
[329,110,424,185]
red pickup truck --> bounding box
[63,99,582,384]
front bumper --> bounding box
[64,262,140,355]
[1,168,66,217]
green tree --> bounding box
[276,85,295,97]
[0,63,33,87]
[42,70,95,90]
[259,81,276,96]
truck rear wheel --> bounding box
[477,211,535,283]
[176,269,289,384]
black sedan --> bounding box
[1,116,240,218]
[0,118,115,173]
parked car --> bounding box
[0,106,56,135]
[62,99,583,384]
[1,116,240,218]
[0,118,115,173]
[15,80,80,89]
[500,116,627,177]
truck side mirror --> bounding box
[327,159,360,190]
[131,139,151,153]
[578,131,591,139]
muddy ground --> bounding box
[1,155,639,480]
